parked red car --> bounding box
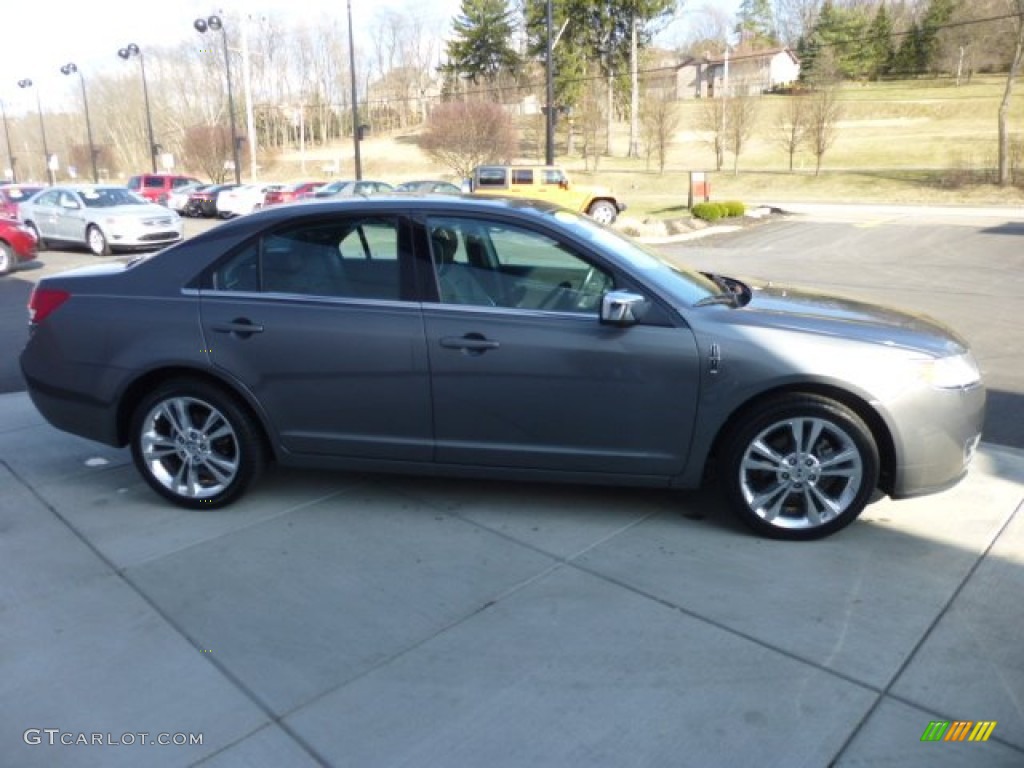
[263,181,323,206]
[127,174,203,204]
[0,184,45,220]
[0,217,38,275]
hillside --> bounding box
[272,76,1024,212]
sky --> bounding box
[3,0,737,114]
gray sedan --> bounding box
[19,197,985,540]
[19,184,184,255]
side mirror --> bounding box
[600,290,647,327]
[559,179,569,190]
[61,199,80,210]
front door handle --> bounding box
[211,318,265,338]
[440,334,500,355]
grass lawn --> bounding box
[269,75,1024,216]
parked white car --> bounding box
[19,185,183,256]
[165,182,207,213]
[217,184,282,218]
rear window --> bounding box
[2,186,42,201]
[476,168,507,188]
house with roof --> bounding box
[675,47,800,99]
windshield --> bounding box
[80,188,147,208]
[547,209,721,306]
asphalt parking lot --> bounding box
[2,205,1023,767]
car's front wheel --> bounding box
[87,225,111,256]
[721,394,879,540]
[130,379,267,509]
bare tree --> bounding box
[996,0,1024,186]
[419,100,517,178]
[806,83,841,177]
[677,2,733,54]
[726,90,758,175]
[775,92,808,171]
[773,0,820,47]
[578,73,607,171]
[697,96,726,171]
[639,88,680,173]
[183,125,234,182]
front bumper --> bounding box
[887,382,986,498]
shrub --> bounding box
[723,200,746,217]
[692,202,727,221]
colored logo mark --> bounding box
[921,720,997,742]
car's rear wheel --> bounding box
[87,225,111,256]
[721,394,879,540]
[587,200,618,225]
[0,242,13,275]
[130,379,267,509]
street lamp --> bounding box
[60,63,98,183]
[346,0,361,180]
[194,15,241,184]
[118,44,159,174]
[17,79,53,185]
[0,100,16,182]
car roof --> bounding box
[210,195,561,232]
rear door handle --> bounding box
[211,318,264,337]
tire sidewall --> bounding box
[588,200,617,225]
[129,379,266,509]
[721,395,880,540]
[87,225,109,256]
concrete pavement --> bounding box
[2,388,1023,767]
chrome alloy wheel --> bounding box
[739,416,864,531]
[140,396,241,499]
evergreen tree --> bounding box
[920,0,957,73]
[445,0,521,89]
[867,3,895,80]
[893,23,925,75]
[735,0,777,48]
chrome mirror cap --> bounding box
[600,290,646,327]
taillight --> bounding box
[28,288,71,324]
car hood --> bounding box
[86,204,174,219]
[727,278,966,357]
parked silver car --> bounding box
[19,184,184,255]
[19,197,984,539]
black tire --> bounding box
[0,242,13,275]
[87,225,111,256]
[720,393,879,541]
[129,378,267,509]
[25,221,47,251]
[587,199,618,225]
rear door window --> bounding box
[211,216,406,301]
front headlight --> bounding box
[918,352,982,389]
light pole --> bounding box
[194,15,241,184]
[346,0,362,180]
[118,44,159,174]
[60,63,98,183]
[17,79,53,185]
[0,100,16,182]
[545,0,555,165]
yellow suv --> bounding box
[468,165,626,225]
